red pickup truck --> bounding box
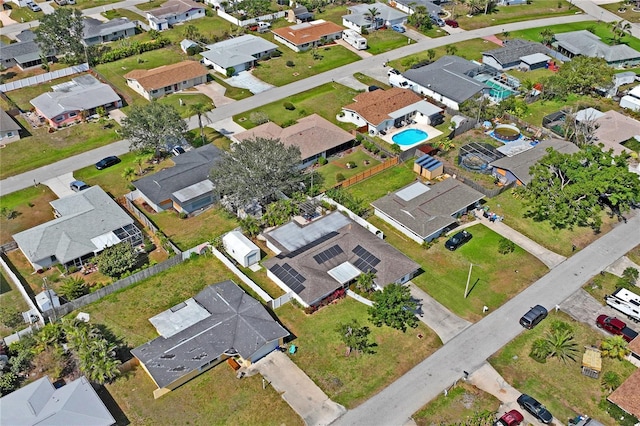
[596,315,639,343]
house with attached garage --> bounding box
[262,212,420,308]
[131,280,290,399]
[391,0,442,17]
[481,39,553,71]
[12,186,143,272]
[124,60,209,100]
[30,75,122,128]
[271,20,344,52]
[233,113,354,167]
[82,17,137,46]
[342,2,407,33]
[0,30,55,70]
[146,0,205,31]
[0,110,21,143]
[608,368,640,420]
[552,30,640,67]
[200,34,278,76]
[288,5,314,23]
[131,144,222,214]
[340,87,444,136]
[371,178,484,244]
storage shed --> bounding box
[222,231,260,267]
[413,154,443,179]
[36,290,60,312]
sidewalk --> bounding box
[473,209,566,269]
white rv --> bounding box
[343,29,367,50]
[605,287,640,322]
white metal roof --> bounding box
[396,181,430,202]
[327,262,361,285]
[222,231,259,257]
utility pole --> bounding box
[464,263,473,298]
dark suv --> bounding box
[517,394,553,424]
[519,305,548,329]
[95,155,121,170]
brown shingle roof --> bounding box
[124,61,208,91]
[272,20,344,46]
[628,335,640,356]
[343,88,423,125]
[234,114,353,160]
[147,0,204,18]
[608,368,640,418]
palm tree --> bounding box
[545,329,578,363]
[600,335,630,360]
[356,271,376,294]
[427,49,436,62]
[601,371,622,392]
[611,20,632,44]
[188,102,214,145]
[446,45,458,56]
[122,167,135,182]
[365,7,381,30]
[530,338,551,361]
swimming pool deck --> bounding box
[380,123,443,151]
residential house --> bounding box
[288,5,314,23]
[342,2,407,33]
[233,114,354,167]
[146,0,205,31]
[132,144,222,214]
[0,375,115,426]
[490,138,579,186]
[341,87,444,136]
[570,107,640,155]
[552,30,640,67]
[0,109,21,143]
[371,178,485,244]
[124,60,209,100]
[30,75,122,128]
[608,368,640,419]
[391,56,490,110]
[222,230,260,267]
[0,30,54,70]
[482,39,553,71]
[391,0,442,18]
[263,212,420,307]
[131,280,289,398]
[200,34,278,76]
[12,186,143,271]
[272,20,344,52]
[82,17,137,46]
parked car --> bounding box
[494,409,524,426]
[517,394,553,424]
[391,24,406,33]
[172,146,186,156]
[519,305,548,329]
[444,230,472,251]
[596,315,639,343]
[69,180,90,192]
[430,14,445,27]
[54,0,67,5]
[445,19,459,28]
[26,2,42,11]
[368,85,382,92]
[95,155,121,170]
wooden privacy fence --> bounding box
[332,157,399,189]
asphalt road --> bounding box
[0,14,594,195]
[333,212,640,426]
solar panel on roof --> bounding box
[313,244,344,264]
[352,245,380,273]
[271,263,306,294]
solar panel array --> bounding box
[313,244,344,264]
[271,263,306,294]
[352,245,381,274]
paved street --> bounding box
[333,213,640,426]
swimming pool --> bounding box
[486,79,515,100]
[392,128,428,146]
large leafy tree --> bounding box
[35,9,85,64]
[335,319,375,356]
[120,102,187,157]
[210,137,305,208]
[541,56,613,99]
[59,276,88,301]
[522,147,640,231]
[368,284,418,332]
[96,243,139,278]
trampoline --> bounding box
[459,143,505,173]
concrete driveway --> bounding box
[247,351,346,426]
[195,81,236,107]
[224,71,274,94]
[43,172,75,198]
[560,288,635,334]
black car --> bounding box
[519,304,548,329]
[517,394,553,424]
[444,230,472,251]
[95,156,121,170]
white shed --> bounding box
[222,231,260,267]
[36,289,61,312]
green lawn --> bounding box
[0,271,31,337]
[5,76,70,112]
[490,311,637,425]
[412,382,500,425]
[488,190,620,257]
[252,45,361,87]
[353,73,391,90]
[450,0,577,30]
[390,38,497,71]
[600,2,640,23]
[3,3,43,23]
[134,0,165,11]
[317,148,381,189]
[583,271,625,302]
[314,4,349,25]
[275,298,441,408]
[0,186,57,244]
[345,160,416,207]
[234,82,359,130]
[68,0,128,10]
[101,8,145,21]
[522,94,619,127]
[210,75,253,101]
[627,244,640,266]
[121,92,214,118]
[366,29,411,55]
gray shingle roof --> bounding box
[482,39,552,66]
[553,30,640,63]
[402,56,487,104]
[0,40,42,63]
[30,75,120,119]
[263,212,420,306]
[0,110,20,133]
[490,138,579,185]
[201,35,277,69]
[371,178,484,240]
[83,17,136,39]
[0,375,115,426]
[133,144,222,206]
[12,186,136,265]
[131,281,289,389]
[393,0,442,15]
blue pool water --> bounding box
[392,128,428,146]
[485,80,515,100]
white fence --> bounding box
[346,290,373,306]
[211,247,272,303]
[318,194,384,239]
[216,9,286,27]
[0,255,43,325]
[0,63,89,93]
